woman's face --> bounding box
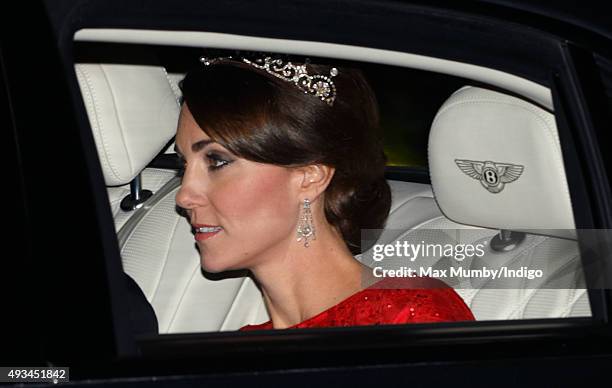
[175,104,303,272]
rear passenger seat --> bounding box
[75,62,180,230]
[425,86,590,319]
[77,61,591,333]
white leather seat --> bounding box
[422,86,590,319]
[75,62,180,230]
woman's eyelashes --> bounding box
[206,151,232,171]
[175,151,233,177]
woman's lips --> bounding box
[193,224,223,242]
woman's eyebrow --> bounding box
[173,139,217,156]
[191,139,216,153]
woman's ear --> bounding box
[296,164,335,201]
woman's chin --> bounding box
[200,256,234,273]
[200,260,223,273]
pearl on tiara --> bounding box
[200,55,339,106]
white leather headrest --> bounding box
[75,63,179,186]
[428,86,575,237]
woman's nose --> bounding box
[175,184,194,212]
[175,169,206,211]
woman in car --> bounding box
[174,54,474,330]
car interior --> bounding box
[72,30,591,334]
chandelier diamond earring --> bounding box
[297,198,316,247]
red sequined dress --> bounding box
[240,277,475,331]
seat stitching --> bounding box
[388,195,435,218]
[505,253,582,319]
[161,67,182,106]
[150,214,182,307]
[100,65,135,177]
[166,261,201,333]
[560,289,590,316]
[77,65,123,183]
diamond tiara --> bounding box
[200,55,339,106]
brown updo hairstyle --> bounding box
[180,54,391,255]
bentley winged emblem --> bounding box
[455,159,524,194]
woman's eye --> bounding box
[207,152,231,171]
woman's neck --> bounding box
[250,223,375,329]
